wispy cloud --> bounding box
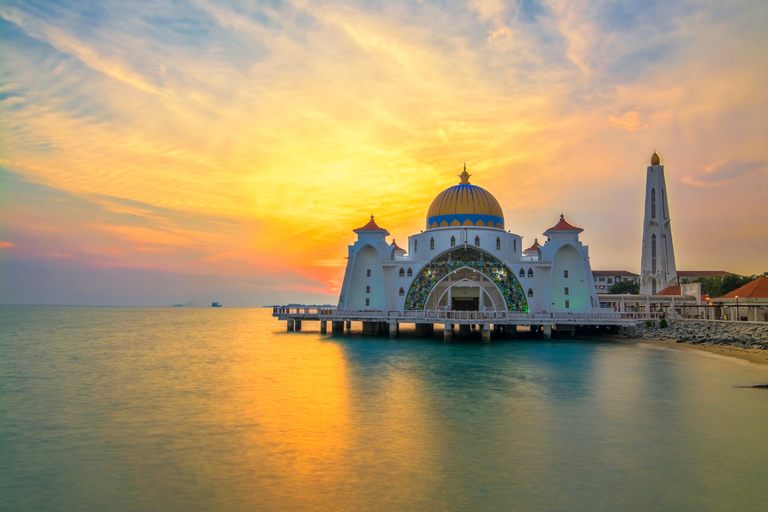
[1,0,768,303]
[682,159,767,187]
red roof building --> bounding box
[524,238,541,252]
[353,215,389,234]
[545,214,582,232]
[655,285,710,302]
[718,276,768,299]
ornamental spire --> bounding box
[459,163,471,184]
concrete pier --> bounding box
[274,305,643,341]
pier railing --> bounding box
[272,306,661,322]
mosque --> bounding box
[336,165,601,317]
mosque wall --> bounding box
[346,245,387,310]
[548,244,591,313]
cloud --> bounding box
[607,110,641,131]
[0,6,163,96]
[1,0,768,302]
[0,241,14,248]
[682,159,767,187]
[488,27,513,40]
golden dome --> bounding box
[426,166,504,230]
[651,152,661,165]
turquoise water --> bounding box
[1,306,767,511]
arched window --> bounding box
[450,236,456,247]
[414,240,418,252]
[430,237,435,250]
[528,268,534,278]
[407,268,413,277]
[399,287,404,296]
[662,189,667,219]
[399,268,405,277]
[474,236,480,247]
[519,268,525,278]
[513,239,516,252]
[652,234,657,273]
[496,237,501,250]
[651,189,656,219]
[528,288,534,298]
[652,280,657,295]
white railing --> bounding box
[273,306,661,322]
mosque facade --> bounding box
[337,166,601,316]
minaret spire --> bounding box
[640,152,677,294]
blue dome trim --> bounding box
[426,213,504,227]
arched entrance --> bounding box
[404,246,528,312]
[424,267,507,311]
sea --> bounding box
[1,306,767,512]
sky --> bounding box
[1,0,767,306]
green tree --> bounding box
[721,274,754,295]
[609,280,640,294]
[694,276,723,297]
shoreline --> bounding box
[624,335,768,366]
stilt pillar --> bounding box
[389,321,398,338]
[345,321,351,330]
[331,321,344,333]
[459,324,471,337]
[287,320,294,332]
[506,324,517,338]
[542,324,552,340]
[444,324,453,343]
[320,321,327,334]
[482,324,491,344]
[627,324,637,338]
[294,320,302,331]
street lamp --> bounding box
[735,295,740,322]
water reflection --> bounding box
[1,308,767,512]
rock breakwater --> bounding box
[636,319,768,350]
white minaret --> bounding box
[640,152,677,294]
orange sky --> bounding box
[1,0,767,305]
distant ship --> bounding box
[211,302,222,307]
[172,304,184,307]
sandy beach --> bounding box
[633,336,768,366]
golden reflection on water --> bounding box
[230,334,353,509]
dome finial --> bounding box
[651,151,660,165]
[560,213,565,220]
[459,163,471,184]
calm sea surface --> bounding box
[1,306,767,511]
